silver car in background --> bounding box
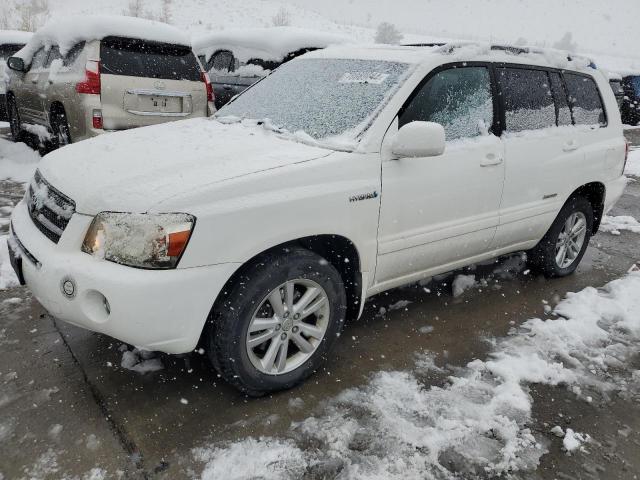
[6,16,213,148]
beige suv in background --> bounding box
[6,18,213,149]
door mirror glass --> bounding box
[7,56,25,72]
[392,121,445,158]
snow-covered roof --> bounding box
[16,15,191,63]
[0,30,33,46]
[193,27,350,63]
[303,42,602,75]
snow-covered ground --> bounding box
[0,137,40,183]
[194,271,640,479]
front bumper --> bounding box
[10,200,239,354]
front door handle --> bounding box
[563,140,579,152]
[480,153,503,167]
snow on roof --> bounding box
[193,27,351,63]
[304,42,601,74]
[16,15,191,63]
[0,30,33,46]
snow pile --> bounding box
[16,15,190,63]
[626,149,640,177]
[120,345,163,374]
[562,428,590,454]
[599,215,640,235]
[195,272,640,478]
[193,27,350,64]
[452,274,476,297]
[0,138,40,182]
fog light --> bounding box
[60,277,76,299]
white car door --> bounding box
[376,64,505,288]
[492,66,585,251]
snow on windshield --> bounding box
[217,58,410,147]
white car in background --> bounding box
[193,26,349,109]
[9,43,628,395]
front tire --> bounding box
[528,196,594,278]
[205,247,347,395]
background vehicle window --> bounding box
[399,66,493,140]
[63,42,85,67]
[0,44,24,61]
[209,50,235,73]
[564,73,606,126]
[498,67,556,132]
[100,36,201,81]
[44,46,61,68]
[549,72,572,126]
[30,48,48,71]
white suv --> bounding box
[9,44,628,395]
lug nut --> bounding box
[294,313,300,320]
[275,325,281,331]
[280,333,287,340]
[284,312,290,318]
[292,326,299,333]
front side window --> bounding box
[498,67,556,132]
[30,48,48,71]
[399,66,493,140]
[44,46,61,68]
[564,73,606,126]
[217,58,410,145]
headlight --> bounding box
[82,212,195,269]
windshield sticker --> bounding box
[338,72,390,85]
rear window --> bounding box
[498,67,556,132]
[564,73,606,126]
[100,36,201,81]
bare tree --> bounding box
[19,0,49,32]
[272,7,291,27]
[374,22,403,45]
[158,0,173,24]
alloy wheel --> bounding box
[555,211,587,269]
[246,279,330,375]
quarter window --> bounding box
[564,73,606,126]
[210,50,235,73]
[549,72,572,126]
[400,66,494,141]
[498,67,556,132]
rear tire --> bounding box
[50,107,72,149]
[205,247,347,396]
[528,196,594,278]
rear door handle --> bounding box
[563,140,579,152]
[480,153,503,167]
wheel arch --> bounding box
[203,234,363,339]
[569,182,606,233]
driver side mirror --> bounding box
[391,121,445,158]
[7,56,26,72]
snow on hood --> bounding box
[16,15,191,63]
[37,118,332,214]
[193,27,350,64]
[0,30,33,46]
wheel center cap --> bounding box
[282,318,293,331]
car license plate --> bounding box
[138,95,182,113]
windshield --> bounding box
[216,58,410,146]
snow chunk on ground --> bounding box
[120,347,163,374]
[600,215,640,235]
[0,138,40,182]
[194,272,640,478]
[452,273,476,297]
[563,428,590,453]
[625,148,640,177]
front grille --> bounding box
[27,170,76,244]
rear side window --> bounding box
[564,73,606,126]
[549,72,572,126]
[399,66,494,141]
[100,37,201,81]
[63,42,85,67]
[498,67,556,132]
[44,46,61,68]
